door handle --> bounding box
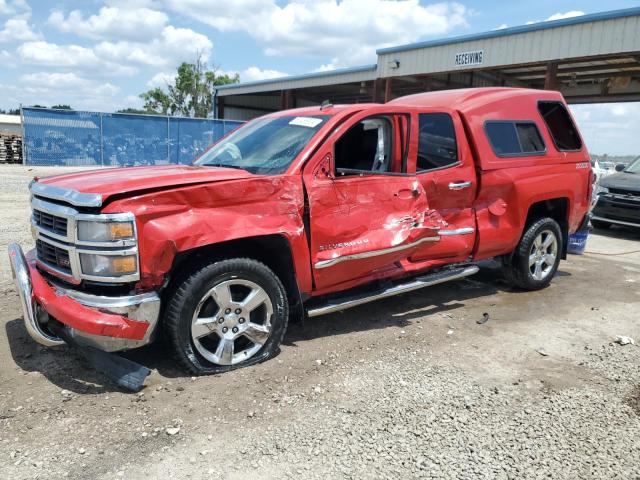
[448,181,472,190]
[395,188,421,199]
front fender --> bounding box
[104,176,313,292]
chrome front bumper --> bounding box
[8,244,161,352]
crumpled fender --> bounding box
[103,175,312,293]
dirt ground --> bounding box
[1,165,639,479]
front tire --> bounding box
[503,217,562,291]
[165,258,288,374]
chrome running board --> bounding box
[306,265,479,318]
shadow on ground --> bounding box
[5,265,568,392]
[591,224,640,241]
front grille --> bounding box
[36,238,72,274]
[609,188,640,197]
[33,209,68,237]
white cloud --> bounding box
[17,41,137,76]
[570,103,640,156]
[546,11,584,21]
[313,59,345,72]
[19,41,99,67]
[163,0,470,65]
[2,71,122,111]
[47,7,169,42]
[240,66,286,82]
[527,11,585,25]
[216,66,286,83]
[611,105,627,117]
[0,16,40,42]
[0,0,30,17]
[493,23,508,30]
[122,94,145,109]
[18,23,211,75]
[95,25,213,68]
[146,71,175,88]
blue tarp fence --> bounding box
[21,107,243,166]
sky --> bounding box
[0,0,639,155]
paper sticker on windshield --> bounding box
[289,117,323,128]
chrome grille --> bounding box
[609,188,640,198]
[36,238,72,274]
[33,209,68,237]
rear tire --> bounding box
[165,258,289,374]
[591,219,611,230]
[503,217,562,291]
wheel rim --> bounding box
[191,279,273,366]
[529,229,558,281]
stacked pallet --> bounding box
[0,134,22,164]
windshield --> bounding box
[195,115,329,174]
[623,156,640,174]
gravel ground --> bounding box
[1,166,639,480]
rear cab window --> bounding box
[485,121,546,157]
[537,101,582,151]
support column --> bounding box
[544,62,558,90]
[217,96,225,119]
[384,78,393,103]
[281,90,294,110]
[372,78,381,103]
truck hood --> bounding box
[36,165,253,206]
[600,172,640,194]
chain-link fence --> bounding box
[21,107,243,166]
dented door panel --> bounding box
[409,109,478,262]
[307,174,438,290]
[302,106,442,292]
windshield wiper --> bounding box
[203,163,247,171]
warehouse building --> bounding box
[0,114,21,135]
[214,7,640,120]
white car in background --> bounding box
[591,158,608,184]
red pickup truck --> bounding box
[9,87,592,375]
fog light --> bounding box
[80,253,137,277]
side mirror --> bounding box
[615,163,626,172]
[315,153,334,180]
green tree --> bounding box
[51,104,73,110]
[138,56,239,118]
[139,87,171,115]
[116,107,156,115]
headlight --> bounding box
[77,220,135,242]
[79,253,137,277]
[597,186,609,195]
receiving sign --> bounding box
[454,50,484,67]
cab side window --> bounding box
[334,117,394,175]
[417,113,459,172]
[485,121,545,156]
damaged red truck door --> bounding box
[303,107,438,292]
[9,87,592,377]
[409,109,478,264]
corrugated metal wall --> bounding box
[378,16,640,78]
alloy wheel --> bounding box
[191,279,273,365]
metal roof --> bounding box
[0,114,21,125]
[216,65,377,96]
[377,7,640,55]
